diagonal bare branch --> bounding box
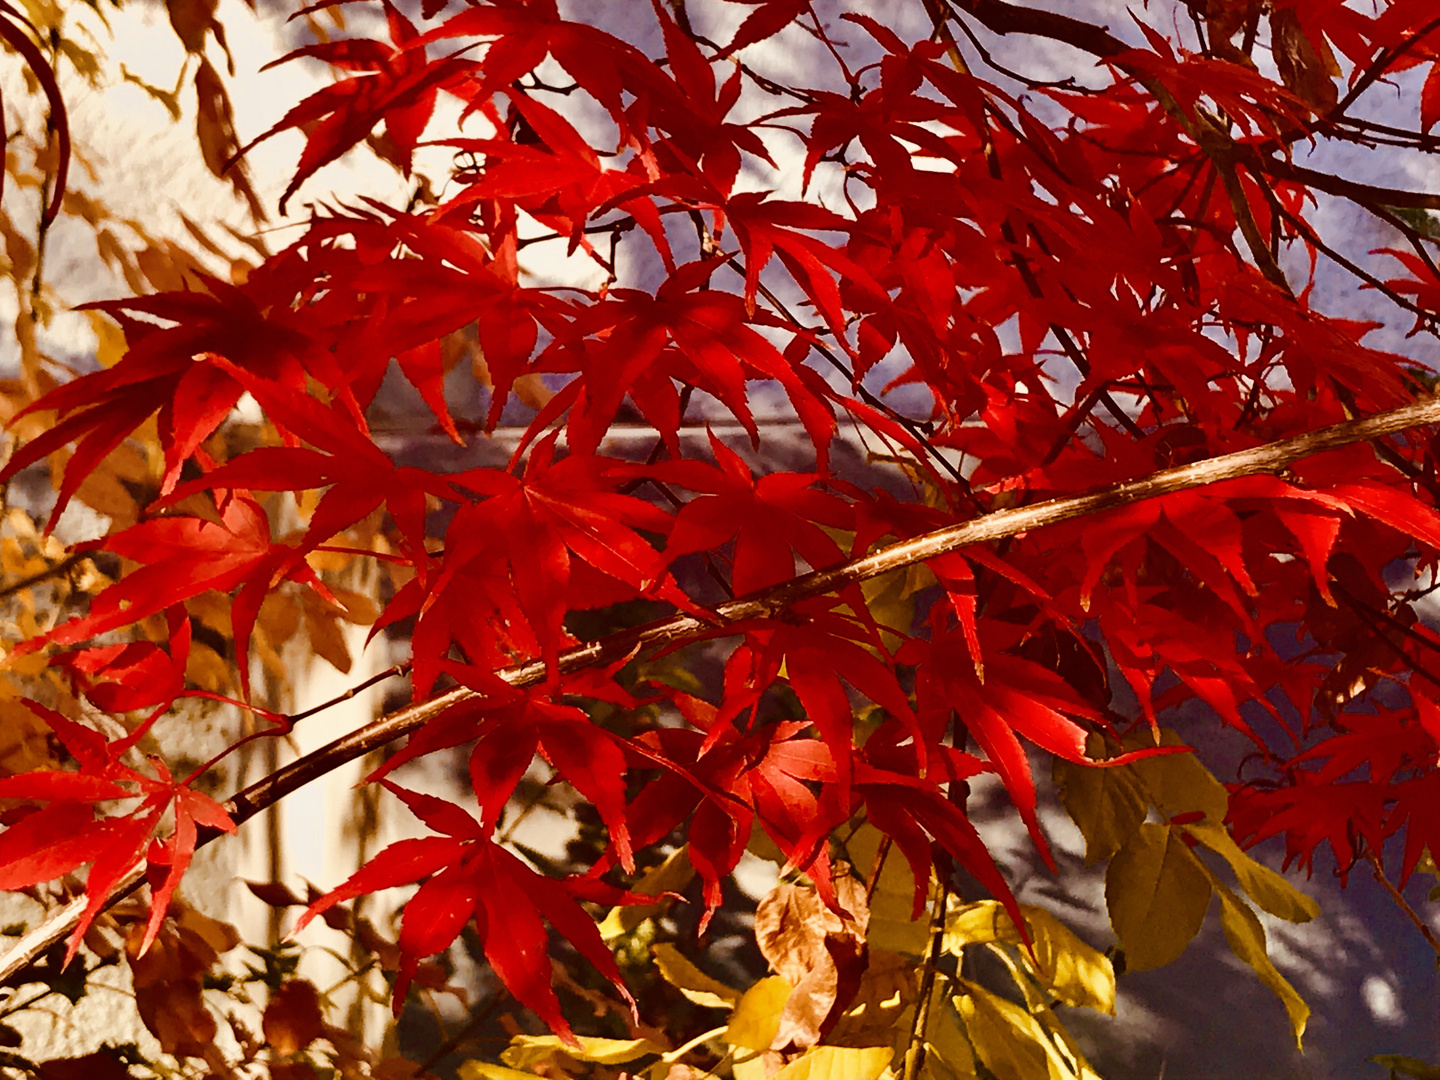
[5,393,1440,984]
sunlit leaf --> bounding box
[725,977,793,1052]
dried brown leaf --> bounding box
[1271,9,1339,112]
[754,874,870,1049]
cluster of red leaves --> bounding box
[5,0,1440,1041]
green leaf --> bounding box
[1216,886,1309,1047]
[1052,749,1147,865]
[1106,823,1212,970]
[725,976,793,1051]
[500,1037,664,1070]
[770,1046,893,1080]
[1185,820,1319,923]
[652,942,742,1009]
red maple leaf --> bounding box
[441,90,672,268]
[631,1,776,197]
[55,607,191,715]
[29,486,332,699]
[536,265,836,459]
[0,278,342,525]
[238,0,480,213]
[418,0,654,126]
[291,781,635,1039]
[0,704,234,962]
[651,433,852,594]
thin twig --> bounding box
[900,881,948,1080]
[1366,850,1440,960]
[0,554,80,601]
[288,663,410,725]
[417,988,511,1074]
[864,835,893,905]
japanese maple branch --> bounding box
[9,393,1440,984]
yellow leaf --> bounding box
[845,823,930,955]
[330,587,379,625]
[513,373,554,410]
[120,63,183,120]
[1,651,50,678]
[652,942,741,1009]
[500,1036,663,1070]
[184,642,231,694]
[1184,820,1319,924]
[725,976,793,1051]
[954,984,1050,1080]
[0,696,56,776]
[0,537,38,578]
[70,442,149,527]
[1106,823,1212,971]
[733,1049,782,1080]
[302,592,353,674]
[915,986,977,1080]
[944,902,1113,1016]
[58,39,101,86]
[1216,885,1309,1047]
[859,565,917,654]
[85,310,128,368]
[459,1063,541,1080]
[828,949,914,1047]
[771,1046,893,1080]
[599,846,695,941]
[944,900,1020,952]
[1020,907,1115,1016]
[1127,730,1229,825]
[1368,1056,1440,1080]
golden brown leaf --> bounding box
[302,591,355,674]
[127,909,229,1058]
[263,980,324,1057]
